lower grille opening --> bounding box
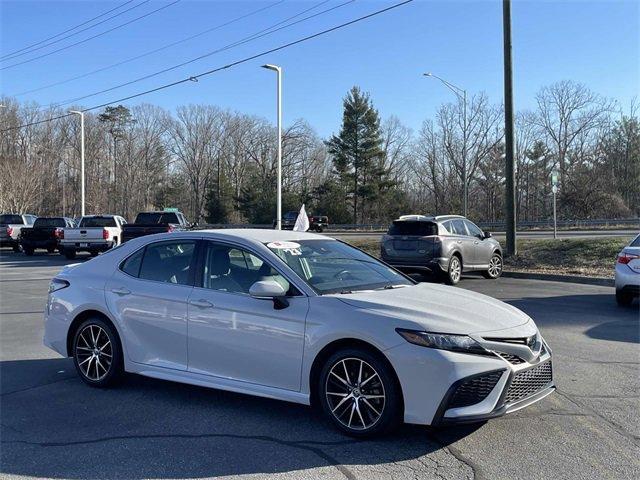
[504,361,553,404]
[449,370,504,408]
[497,352,526,364]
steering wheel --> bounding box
[334,269,352,280]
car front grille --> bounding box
[497,352,526,364]
[504,361,552,404]
[449,370,504,408]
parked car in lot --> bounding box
[381,214,503,285]
[275,212,329,232]
[59,215,126,259]
[615,233,640,306]
[121,210,189,243]
[44,229,553,437]
[20,217,75,255]
[0,213,37,252]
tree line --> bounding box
[0,80,637,225]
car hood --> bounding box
[336,283,532,335]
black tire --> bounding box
[72,317,123,388]
[47,246,56,254]
[89,250,99,257]
[444,255,462,285]
[318,347,402,437]
[482,252,503,279]
[12,244,22,253]
[64,249,76,260]
[23,247,34,256]
[616,289,634,307]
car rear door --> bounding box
[186,240,308,391]
[447,219,476,267]
[464,220,492,266]
[105,239,198,371]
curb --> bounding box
[502,271,614,287]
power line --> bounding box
[0,0,181,71]
[1,1,136,60]
[50,0,353,108]
[0,0,414,133]
[13,1,287,97]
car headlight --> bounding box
[396,328,490,356]
[48,278,69,294]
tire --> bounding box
[444,255,462,285]
[482,253,503,279]
[64,249,76,260]
[23,247,34,256]
[47,246,56,254]
[89,250,99,257]
[318,347,402,437]
[12,244,22,253]
[72,317,123,388]
[616,289,634,307]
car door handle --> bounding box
[111,287,131,296]
[189,299,214,309]
[474,241,479,245]
[456,240,462,244]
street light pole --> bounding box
[423,73,468,216]
[69,110,86,217]
[262,64,282,230]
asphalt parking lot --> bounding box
[0,250,638,480]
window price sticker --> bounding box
[267,241,302,255]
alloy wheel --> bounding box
[449,257,461,283]
[325,358,386,431]
[488,255,502,278]
[75,324,113,381]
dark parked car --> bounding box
[20,217,75,255]
[0,213,37,252]
[121,210,190,243]
[381,214,503,285]
[309,215,329,232]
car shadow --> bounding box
[0,249,90,269]
[0,357,481,479]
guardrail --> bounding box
[196,217,639,232]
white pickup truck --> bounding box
[0,213,37,252]
[59,215,127,259]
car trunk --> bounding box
[383,221,439,262]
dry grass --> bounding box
[343,237,630,279]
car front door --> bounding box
[187,241,308,391]
[464,220,492,266]
[448,219,476,268]
[105,239,197,371]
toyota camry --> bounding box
[44,229,554,436]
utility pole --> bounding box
[551,170,558,239]
[69,110,86,217]
[502,0,517,255]
[262,64,282,230]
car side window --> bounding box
[138,241,196,285]
[121,249,144,277]
[450,219,468,236]
[464,220,483,238]
[202,242,290,295]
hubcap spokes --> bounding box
[326,358,385,430]
[451,259,461,281]
[76,325,112,381]
[489,256,502,277]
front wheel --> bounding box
[73,318,123,387]
[318,348,401,437]
[482,253,503,279]
[444,255,462,285]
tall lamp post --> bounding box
[69,110,86,217]
[423,72,468,216]
[262,64,282,230]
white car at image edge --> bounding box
[44,229,555,436]
[615,233,640,306]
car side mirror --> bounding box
[250,280,288,309]
[483,231,492,239]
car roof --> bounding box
[395,214,465,222]
[196,228,329,243]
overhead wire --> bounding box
[0,0,414,133]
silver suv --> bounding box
[380,215,503,285]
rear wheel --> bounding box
[444,255,462,285]
[64,249,76,260]
[616,289,634,307]
[23,247,34,256]
[72,318,123,387]
[482,253,503,279]
[318,348,401,437]
[12,244,21,253]
[47,246,56,253]
[89,250,99,257]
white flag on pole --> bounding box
[293,204,310,232]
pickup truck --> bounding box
[121,211,190,243]
[59,215,127,259]
[0,213,37,252]
[20,217,76,255]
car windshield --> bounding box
[135,212,178,224]
[631,235,640,247]
[0,215,23,224]
[266,239,413,294]
[81,217,117,227]
[388,221,437,236]
[34,218,65,228]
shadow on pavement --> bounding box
[0,357,481,479]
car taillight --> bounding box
[167,225,175,232]
[102,229,109,240]
[7,226,13,236]
[54,228,64,239]
[432,236,443,244]
[618,253,639,264]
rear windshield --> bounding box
[631,236,640,247]
[387,221,438,236]
[34,218,66,228]
[0,215,23,224]
[134,212,178,224]
[81,217,117,227]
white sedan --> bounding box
[44,229,554,436]
[615,233,640,306]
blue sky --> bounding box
[1,0,638,137]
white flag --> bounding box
[293,204,310,232]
